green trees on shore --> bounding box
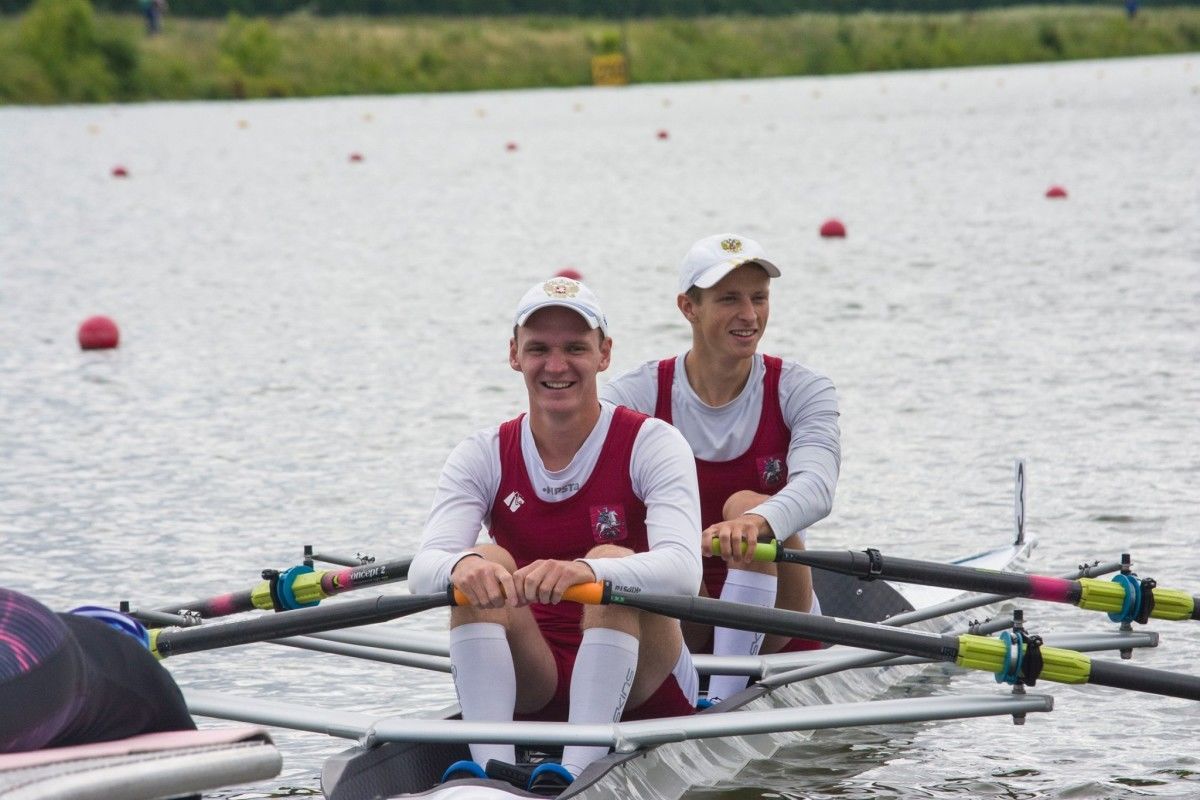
[2,0,1198,104]
[5,0,1198,16]
[4,0,138,101]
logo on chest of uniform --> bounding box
[757,456,787,489]
[590,504,628,543]
[503,491,526,513]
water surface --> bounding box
[2,53,1198,798]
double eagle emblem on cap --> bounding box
[720,238,743,253]
[542,277,580,297]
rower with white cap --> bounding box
[601,234,841,704]
[409,277,702,794]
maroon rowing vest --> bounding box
[489,406,649,640]
[655,355,791,598]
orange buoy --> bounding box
[78,316,120,350]
[349,152,364,162]
[819,219,846,238]
[656,129,669,140]
[111,166,128,178]
[554,268,583,281]
[1045,185,1068,199]
[505,142,518,152]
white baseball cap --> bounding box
[678,233,781,294]
[514,277,609,336]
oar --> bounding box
[734,541,1200,624]
[152,590,451,659]
[524,582,1200,702]
[156,554,415,618]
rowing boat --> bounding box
[160,464,1194,799]
[320,531,1038,800]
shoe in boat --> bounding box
[484,759,536,789]
[527,762,574,796]
[440,759,487,783]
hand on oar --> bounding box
[727,541,1200,624]
[563,581,1200,702]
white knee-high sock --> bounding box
[707,569,777,703]
[449,622,516,765]
[560,627,639,777]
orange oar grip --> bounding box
[563,582,606,605]
[451,582,606,606]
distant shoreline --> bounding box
[2,4,1198,104]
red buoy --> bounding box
[554,268,584,281]
[1045,185,1068,199]
[349,152,363,162]
[656,129,669,140]
[819,218,847,238]
[111,166,128,178]
[506,142,518,152]
[78,316,120,350]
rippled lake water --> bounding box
[2,53,1198,798]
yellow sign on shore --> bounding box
[591,54,629,86]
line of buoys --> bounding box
[349,152,364,162]
[111,165,128,178]
[819,218,847,238]
[554,268,583,281]
[656,129,669,140]
[78,316,120,350]
[1046,185,1068,199]
[505,142,518,152]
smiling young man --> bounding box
[409,277,702,794]
[600,234,841,704]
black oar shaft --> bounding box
[600,586,1200,702]
[153,592,450,658]
[784,549,1073,602]
[156,555,415,619]
[769,546,1200,623]
[1087,659,1200,701]
[608,590,960,662]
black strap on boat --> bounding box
[863,548,883,581]
[1020,633,1045,686]
[262,568,286,613]
[1135,577,1157,625]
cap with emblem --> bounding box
[514,277,609,337]
[678,233,781,294]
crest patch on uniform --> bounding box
[590,504,628,543]
[757,456,787,489]
[720,238,743,254]
[542,277,580,299]
[504,491,526,512]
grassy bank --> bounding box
[2,1,1198,103]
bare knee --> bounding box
[585,544,633,560]
[580,544,637,632]
[723,490,768,521]
[450,544,517,627]
[472,543,518,571]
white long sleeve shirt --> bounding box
[599,353,840,540]
[409,403,702,597]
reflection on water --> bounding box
[2,53,1199,798]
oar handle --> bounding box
[451,582,606,607]
[707,538,780,561]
